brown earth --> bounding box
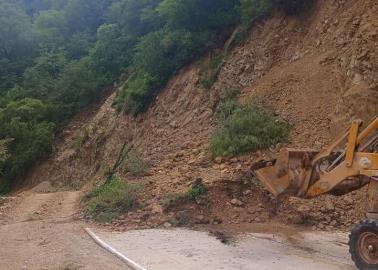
[0,188,130,269]
[19,0,378,235]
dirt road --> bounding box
[0,186,357,270]
[0,189,129,270]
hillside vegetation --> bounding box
[0,0,311,192]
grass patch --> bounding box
[85,177,141,223]
[210,101,289,157]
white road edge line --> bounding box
[85,228,148,270]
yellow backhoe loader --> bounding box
[253,117,378,270]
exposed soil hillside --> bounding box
[22,0,378,233]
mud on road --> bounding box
[0,190,129,270]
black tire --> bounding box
[349,219,378,270]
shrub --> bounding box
[187,179,207,201]
[114,72,158,115]
[210,102,289,157]
[162,180,207,209]
[85,177,141,223]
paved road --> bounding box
[92,228,356,270]
[0,191,130,270]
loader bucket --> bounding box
[253,149,319,197]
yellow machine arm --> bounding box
[254,117,378,216]
[253,117,378,269]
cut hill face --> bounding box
[24,0,378,232]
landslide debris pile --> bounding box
[25,0,378,232]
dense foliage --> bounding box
[0,0,312,192]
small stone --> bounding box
[151,204,163,214]
[343,196,354,205]
[195,215,210,224]
[325,200,335,211]
[230,158,238,163]
[169,121,179,129]
[214,157,223,164]
[231,199,244,207]
[213,217,223,225]
[243,190,252,196]
[188,159,196,165]
[163,222,172,228]
[297,205,311,214]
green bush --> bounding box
[114,72,158,115]
[210,102,289,157]
[187,179,207,201]
[162,180,207,209]
[85,177,141,223]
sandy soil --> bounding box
[0,189,129,270]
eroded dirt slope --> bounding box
[22,0,378,232]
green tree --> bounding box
[90,24,133,81]
[66,32,93,59]
[20,0,50,16]
[157,0,239,31]
[0,139,10,177]
[108,0,163,38]
[64,0,114,34]
[0,0,36,93]
[21,52,67,100]
[55,57,102,116]
[33,9,69,50]
[0,98,55,192]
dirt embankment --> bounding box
[22,0,378,233]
